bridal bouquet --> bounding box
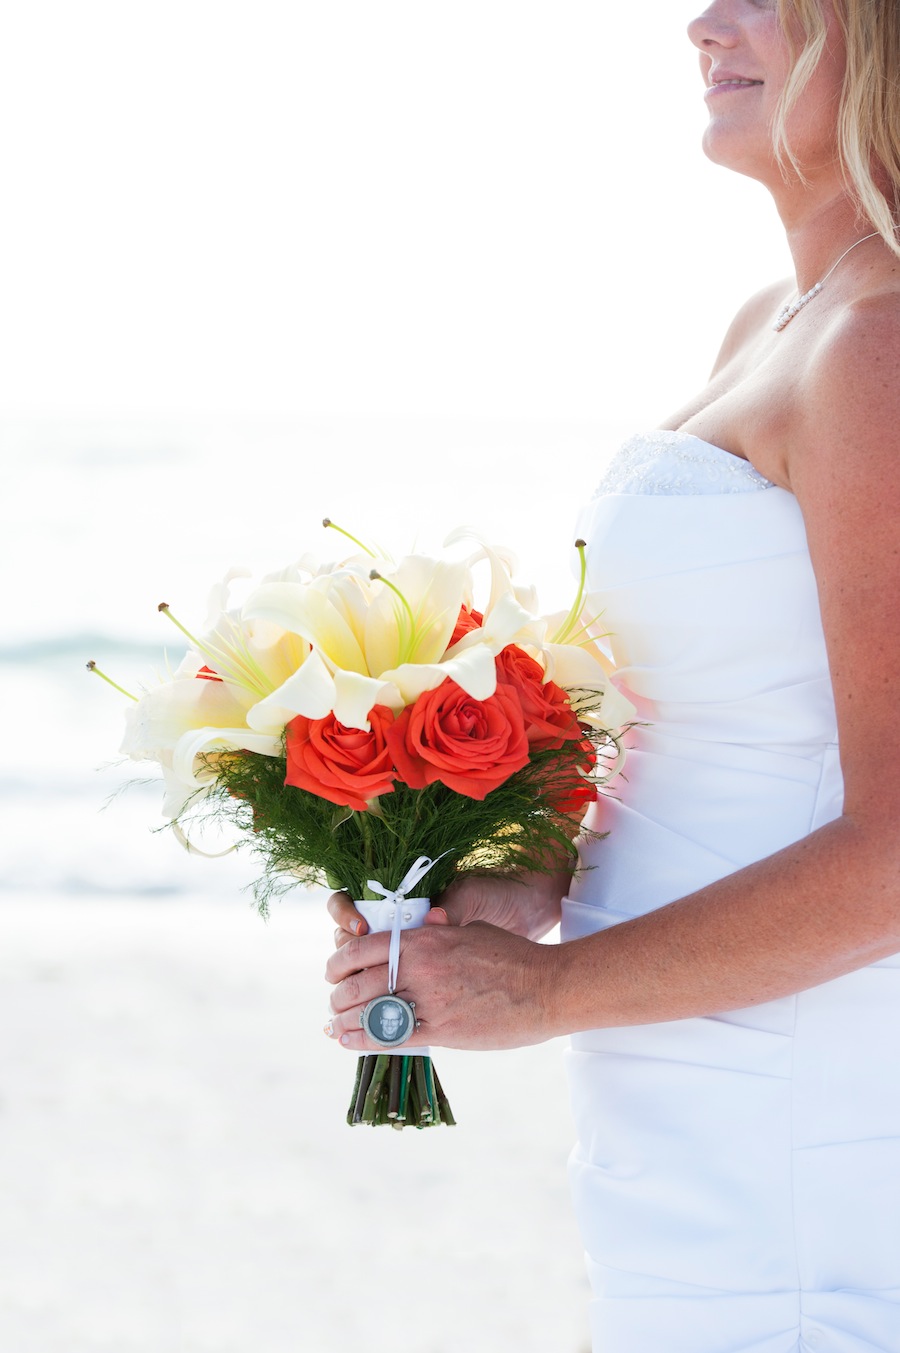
[91,522,633,1128]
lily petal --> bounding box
[542,641,637,723]
[245,648,339,730]
[120,678,255,762]
[331,670,403,730]
[364,555,471,673]
[580,680,638,730]
[382,641,498,705]
[160,767,210,820]
[171,726,284,789]
[203,566,252,631]
[442,527,519,614]
[448,589,541,657]
[243,582,368,674]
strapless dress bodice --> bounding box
[565,430,841,930]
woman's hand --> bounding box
[326,865,570,949]
[324,870,569,1052]
[324,920,559,1052]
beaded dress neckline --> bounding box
[592,428,773,498]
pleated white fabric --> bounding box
[561,432,900,1353]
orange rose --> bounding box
[542,733,597,814]
[447,606,484,648]
[495,645,583,750]
[285,704,397,812]
[387,677,530,800]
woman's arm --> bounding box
[326,300,900,1052]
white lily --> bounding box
[537,537,637,731]
[441,527,545,656]
[243,551,500,729]
[120,675,283,817]
[121,570,313,813]
[539,623,637,727]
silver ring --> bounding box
[360,994,417,1048]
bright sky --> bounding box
[0,0,793,426]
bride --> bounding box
[327,2,900,1348]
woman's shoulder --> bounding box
[784,284,900,502]
[798,286,900,449]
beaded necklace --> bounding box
[773,231,880,331]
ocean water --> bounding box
[1,415,625,1353]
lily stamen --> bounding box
[86,660,138,701]
[158,604,271,697]
[369,569,418,662]
[323,517,378,559]
[551,539,589,645]
[158,602,204,650]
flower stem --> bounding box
[413,1056,432,1121]
[346,1057,365,1126]
[397,1055,411,1121]
[362,1055,390,1122]
[350,1055,376,1125]
[433,1067,456,1126]
[387,1055,402,1118]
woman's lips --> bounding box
[705,77,763,99]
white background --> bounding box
[0,0,791,426]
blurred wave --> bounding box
[0,634,165,666]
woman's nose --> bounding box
[687,2,739,52]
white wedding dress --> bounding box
[561,430,900,1353]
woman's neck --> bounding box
[776,194,880,295]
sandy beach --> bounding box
[0,889,590,1353]
[1,416,608,1352]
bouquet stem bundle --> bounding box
[347,1054,455,1129]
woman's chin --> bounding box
[700,124,769,181]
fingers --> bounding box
[325,961,428,1051]
[326,890,368,937]
[328,1024,429,1053]
[328,957,389,1015]
[324,930,391,986]
[324,928,435,1053]
[431,878,474,926]
[330,902,447,952]
[325,995,430,1052]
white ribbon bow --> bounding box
[358,853,449,994]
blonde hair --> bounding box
[773,0,900,257]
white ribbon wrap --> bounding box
[354,853,448,1057]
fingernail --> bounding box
[340,1034,351,1046]
[353,920,363,935]
[323,1019,335,1037]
